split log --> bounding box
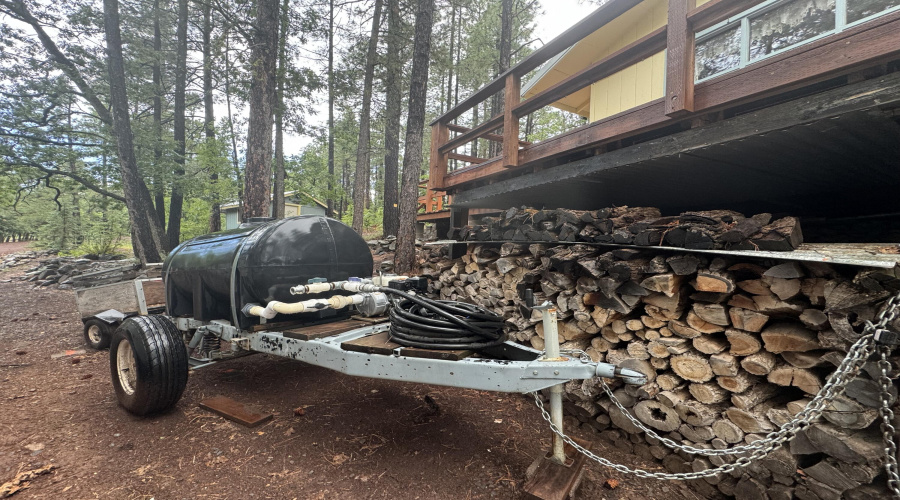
[767,364,823,395]
[710,353,740,377]
[656,373,683,391]
[620,358,656,383]
[695,270,736,293]
[752,295,804,316]
[823,396,878,430]
[689,382,729,404]
[692,303,730,326]
[680,423,715,442]
[626,341,650,360]
[761,322,820,353]
[667,254,702,275]
[725,329,762,356]
[634,400,682,432]
[675,401,723,426]
[799,308,829,330]
[731,384,778,410]
[740,352,777,376]
[729,308,769,332]
[803,424,883,465]
[670,352,714,383]
[781,350,828,369]
[658,389,690,408]
[668,320,702,339]
[712,419,744,444]
[686,310,726,334]
[717,371,757,393]
[802,458,860,493]
[725,407,775,434]
[764,277,801,301]
[640,273,683,297]
[693,335,729,355]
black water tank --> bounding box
[162,216,373,328]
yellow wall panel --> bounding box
[588,0,668,122]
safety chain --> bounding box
[533,291,900,488]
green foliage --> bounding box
[70,205,129,256]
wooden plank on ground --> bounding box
[282,319,364,340]
[341,331,400,355]
[523,438,591,500]
[199,396,273,428]
[399,347,472,361]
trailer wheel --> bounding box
[110,315,189,416]
[83,319,112,350]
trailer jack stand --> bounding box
[523,438,591,500]
[523,299,590,500]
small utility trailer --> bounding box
[108,216,646,500]
[75,277,165,349]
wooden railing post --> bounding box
[665,0,695,116]
[502,73,521,168]
[428,122,449,190]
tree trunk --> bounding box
[168,0,188,249]
[243,0,280,219]
[224,32,243,220]
[273,0,289,220]
[103,0,165,264]
[152,0,166,233]
[394,0,435,273]
[204,0,220,233]
[351,0,384,234]
[326,0,335,217]
[381,0,402,236]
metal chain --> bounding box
[532,291,900,484]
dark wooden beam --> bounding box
[447,123,531,146]
[427,122,449,190]
[439,114,504,154]
[429,0,643,126]
[514,27,667,118]
[502,74,521,168]
[687,0,767,32]
[448,152,489,164]
[665,0,694,116]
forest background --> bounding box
[0,0,594,269]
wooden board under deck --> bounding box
[341,331,473,361]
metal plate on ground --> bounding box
[199,396,273,428]
[523,438,591,500]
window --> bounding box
[848,0,900,23]
[749,0,835,60]
[695,26,742,80]
[693,0,900,82]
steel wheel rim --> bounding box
[87,324,102,344]
[116,340,137,395]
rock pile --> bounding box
[419,240,900,499]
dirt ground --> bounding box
[0,242,704,499]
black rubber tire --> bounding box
[110,315,189,416]
[83,319,112,350]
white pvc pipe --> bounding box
[290,280,379,295]
[246,293,367,319]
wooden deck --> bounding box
[423,0,900,222]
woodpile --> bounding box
[418,238,900,499]
[450,206,803,251]
[0,251,155,289]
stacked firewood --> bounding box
[418,238,900,499]
[450,206,803,251]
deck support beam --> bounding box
[665,0,695,116]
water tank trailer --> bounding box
[107,216,645,494]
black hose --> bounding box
[378,287,506,350]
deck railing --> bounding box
[426,0,900,198]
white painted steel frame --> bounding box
[243,324,617,393]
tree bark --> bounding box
[243,0,280,219]
[326,0,335,217]
[204,0,221,233]
[381,0,402,236]
[103,0,165,264]
[169,0,188,249]
[351,0,384,234]
[394,0,435,273]
[152,0,166,232]
[273,0,289,220]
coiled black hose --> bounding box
[378,287,506,350]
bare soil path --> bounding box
[0,273,703,499]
